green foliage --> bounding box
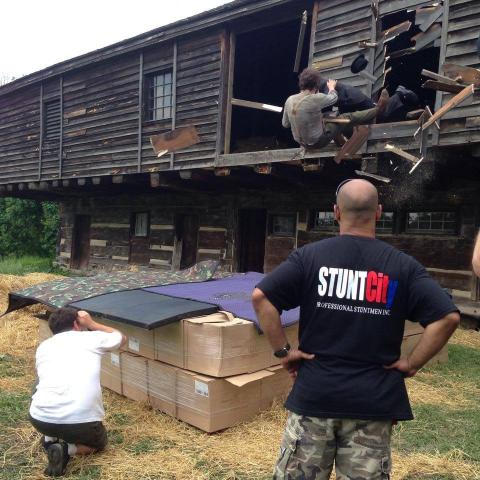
[0,197,59,258]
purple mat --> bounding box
[143,272,299,330]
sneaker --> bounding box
[41,436,58,452]
[44,442,70,477]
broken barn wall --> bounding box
[438,0,480,145]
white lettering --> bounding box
[346,270,359,300]
[336,268,348,299]
[357,271,368,301]
[327,268,339,297]
[318,266,329,296]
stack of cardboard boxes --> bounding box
[37,315,447,433]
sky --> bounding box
[1,0,232,80]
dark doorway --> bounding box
[238,209,267,273]
[70,215,91,270]
[174,214,199,270]
[230,14,312,153]
[129,212,150,265]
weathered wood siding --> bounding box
[312,0,373,94]
[0,86,41,184]
[438,0,480,145]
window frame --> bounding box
[144,70,173,122]
[309,209,337,232]
[405,211,458,235]
[268,214,297,237]
[376,211,395,234]
[131,212,150,238]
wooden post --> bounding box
[308,2,320,67]
[216,30,231,158]
[223,31,236,155]
[38,83,44,181]
[137,51,144,173]
[59,75,64,179]
[170,41,178,169]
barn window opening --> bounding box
[229,14,312,153]
[132,212,150,237]
[377,6,441,113]
[145,70,173,121]
[309,210,337,231]
[376,211,394,233]
[269,214,296,237]
[405,211,457,234]
[44,99,61,140]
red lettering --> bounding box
[366,271,377,302]
[376,273,383,302]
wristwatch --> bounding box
[273,343,291,358]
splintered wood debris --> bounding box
[385,144,423,165]
[150,126,200,156]
[231,98,283,113]
[335,126,369,164]
[355,170,391,183]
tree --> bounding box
[0,198,59,258]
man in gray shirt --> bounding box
[283,68,380,149]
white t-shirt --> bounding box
[30,330,122,424]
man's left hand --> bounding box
[384,358,418,378]
[281,349,315,379]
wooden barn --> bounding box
[1,0,479,308]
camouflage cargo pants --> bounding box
[273,412,392,480]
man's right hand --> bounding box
[327,79,337,91]
[281,349,315,379]
[76,310,94,330]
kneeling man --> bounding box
[29,308,126,477]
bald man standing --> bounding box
[253,179,460,480]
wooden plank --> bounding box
[335,125,369,164]
[150,126,200,155]
[419,5,443,32]
[385,144,421,163]
[308,1,320,67]
[137,52,144,173]
[231,98,283,113]
[382,20,412,42]
[421,69,460,85]
[224,31,235,155]
[415,6,440,25]
[412,23,442,51]
[64,108,87,119]
[312,56,343,71]
[466,116,480,129]
[38,84,44,181]
[355,169,391,183]
[442,63,480,87]
[423,84,475,130]
[422,80,465,94]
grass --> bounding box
[0,274,479,479]
[0,256,67,276]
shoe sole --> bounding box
[47,444,65,477]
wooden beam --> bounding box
[38,83,44,181]
[385,144,421,164]
[412,23,441,51]
[312,56,343,71]
[231,98,282,113]
[308,2,320,67]
[421,69,459,86]
[422,80,464,94]
[170,41,178,169]
[355,170,391,183]
[442,64,480,88]
[59,75,64,179]
[224,31,235,155]
[137,51,144,173]
[293,11,307,73]
[179,170,192,180]
[422,84,475,130]
[335,126,369,164]
[150,173,160,188]
[382,20,412,42]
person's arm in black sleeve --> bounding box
[252,250,314,378]
[386,261,460,376]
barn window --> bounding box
[269,214,296,237]
[376,212,394,233]
[145,71,173,121]
[310,210,336,231]
[44,99,61,140]
[132,212,150,237]
[406,212,457,234]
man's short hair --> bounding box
[48,307,78,335]
[299,68,320,91]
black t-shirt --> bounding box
[257,235,458,421]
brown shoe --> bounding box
[376,88,390,120]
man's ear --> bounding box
[334,204,341,222]
[376,204,383,221]
[73,320,81,331]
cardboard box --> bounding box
[121,352,148,402]
[401,333,448,365]
[155,312,299,377]
[100,350,122,395]
[98,313,299,377]
[38,318,53,342]
[147,359,293,432]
